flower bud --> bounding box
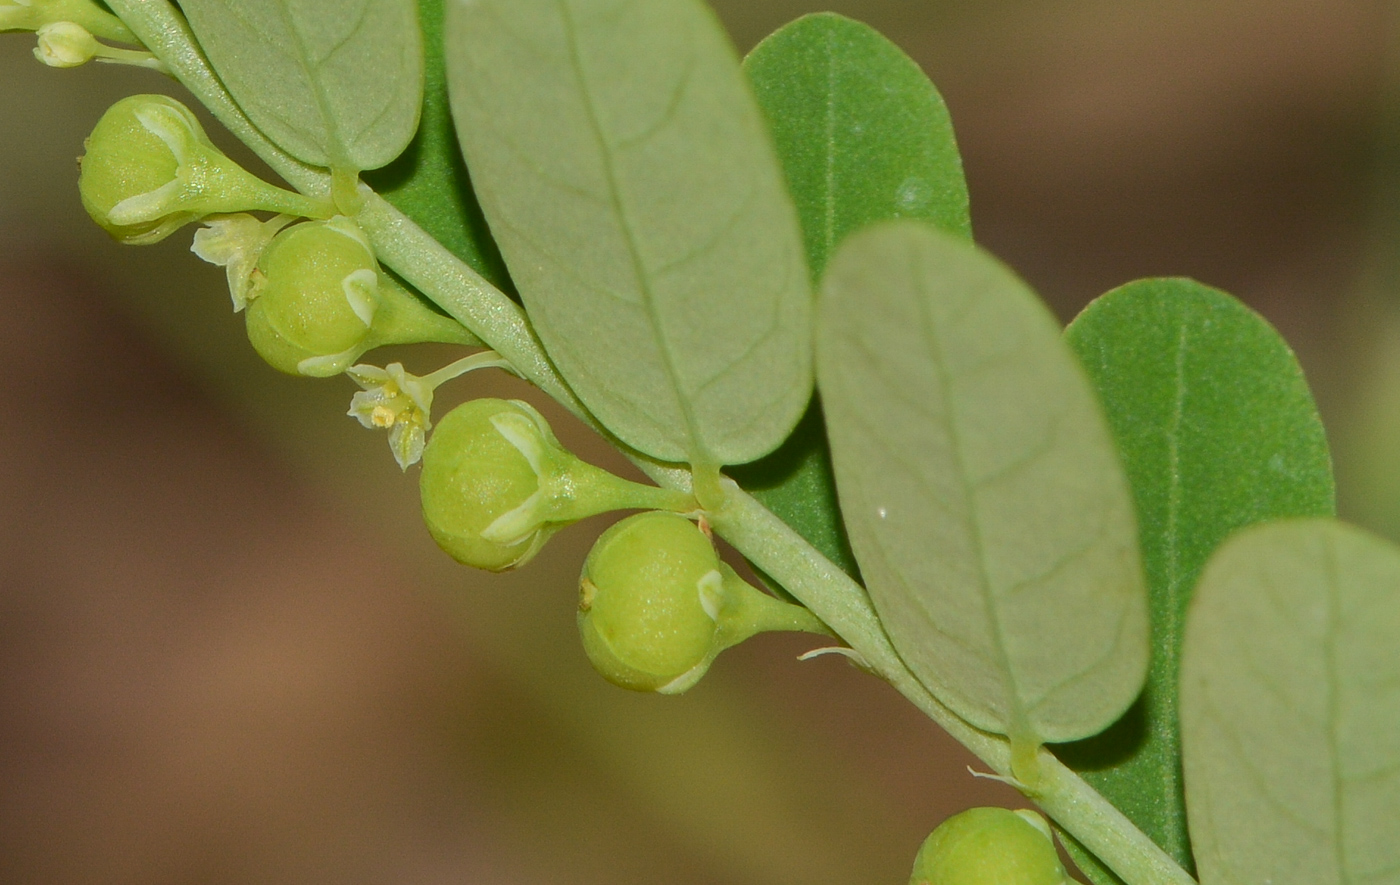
[909,808,1069,885]
[420,399,695,572]
[33,20,95,66]
[242,216,479,376]
[78,94,327,244]
[578,512,830,694]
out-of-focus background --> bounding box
[3,1,1400,882]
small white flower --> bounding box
[345,351,514,470]
[347,362,435,470]
[191,214,289,311]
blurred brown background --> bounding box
[3,1,1399,882]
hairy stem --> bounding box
[106,4,1195,883]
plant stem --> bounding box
[108,5,1196,883]
[706,483,1195,885]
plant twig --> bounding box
[104,4,1197,883]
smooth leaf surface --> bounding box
[1182,519,1400,885]
[733,12,970,576]
[744,11,970,275]
[818,221,1148,752]
[1059,278,1335,879]
[182,0,424,171]
[445,0,812,467]
[363,0,511,290]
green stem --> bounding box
[422,351,514,388]
[108,5,1196,883]
[704,482,1195,885]
[93,44,167,71]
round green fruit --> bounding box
[910,808,1068,885]
[578,512,723,693]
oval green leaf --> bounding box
[362,0,511,290]
[1058,278,1335,879]
[744,11,970,276]
[732,12,971,578]
[818,221,1148,755]
[1182,519,1400,885]
[444,0,812,468]
[181,0,425,171]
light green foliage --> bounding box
[1059,279,1335,879]
[578,511,828,694]
[444,0,812,469]
[909,808,1068,885]
[79,94,325,244]
[1181,519,1400,885]
[419,399,695,572]
[733,12,970,580]
[243,216,477,376]
[362,0,512,290]
[15,5,1376,882]
[179,0,424,172]
[818,221,1148,772]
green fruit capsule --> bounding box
[243,216,479,376]
[420,399,695,572]
[578,512,831,694]
[78,94,326,244]
[909,808,1070,885]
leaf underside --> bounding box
[363,0,513,291]
[1058,278,1335,881]
[445,0,812,467]
[734,12,971,576]
[819,221,1148,747]
[1182,519,1400,885]
[182,0,425,171]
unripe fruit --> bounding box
[244,216,380,374]
[579,513,723,692]
[420,398,557,571]
[242,217,479,376]
[78,95,325,244]
[909,808,1069,885]
[578,512,831,694]
[420,400,695,572]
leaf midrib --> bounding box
[1161,316,1188,839]
[822,20,837,271]
[274,0,354,168]
[1321,534,1348,884]
[909,245,1031,741]
[557,0,707,465]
